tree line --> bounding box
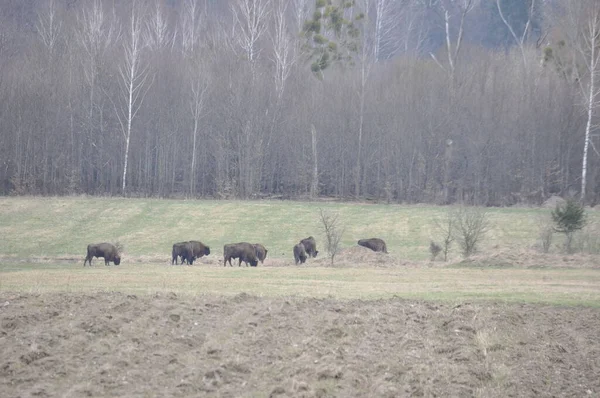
[0,0,599,206]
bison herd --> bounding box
[83,236,388,267]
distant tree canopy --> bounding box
[0,0,599,206]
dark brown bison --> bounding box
[188,240,211,264]
[293,243,307,265]
[224,242,259,267]
[300,236,318,258]
[84,243,121,266]
[358,238,388,253]
[172,240,210,265]
[253,243,268,264]
[172,242,193,265]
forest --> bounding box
[0,0,599,205]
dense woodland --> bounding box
[0,0,599,205]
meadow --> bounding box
[0,196,582,260]
[0,196,599,306]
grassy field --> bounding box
[2,196,593,260]
[1,264,600,306]
[1,197,599,306]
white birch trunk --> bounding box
[311,124,318,198]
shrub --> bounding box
[551,199,586,253]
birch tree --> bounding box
[230,0,271,65]
[495,0,536,70]
[144,0,173,53]
[373,0,404,61]
[564,1,600,202]
[270,0,297,99]
[179,0,203,56]
[36,0,63,58]
[429,0,476,83]
[188,64,210,196]
[115,2,152,194]
[76,0,119,142]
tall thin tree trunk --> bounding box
[122,71,134,194]
[581,14,598,202]
[190,116,198,196]
[310,124,318,198]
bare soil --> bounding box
[1,293,599,397]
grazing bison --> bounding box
[172,242,193,265]
[84,243,121,266]
[293,243,308,265]
[253,243,268,264]
[224,242,259,267]
[358,238,388,253]
[300,236,318,258]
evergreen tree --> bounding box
[551,199,587,253]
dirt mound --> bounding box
[459,248,600,269]
[1,292,598,397]
[306,246,420,268]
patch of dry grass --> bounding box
[1,265,599,306]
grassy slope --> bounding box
[0,196,569,260]
[1,197,599,306]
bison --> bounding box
[172,240,210,265]
[300,236,318,258]
[188,240,211,264]
[358,238,388,253]
[253,243,268,264]
[172,242,193,265]
[84,242,121,266]
[293,242,308,265]
[223,242,259,267]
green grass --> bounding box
[2,196,591,260]
[1,263,599,306]
[1,197,599,306]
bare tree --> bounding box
[496,0,536,70]
[566,1,600,202]
[230,0,271,64]
[269,0,297,99]
[292,0,311,34]
[434,209,455,261]
[451,206,490,258]
[36,0,63,58]
[429,0,476,83]
[75,0,119,155]
[310,124,319,198]
[373,0,404,61]
[179,0,204,55]
[354,0,376,198]
[114,2,152,194]
[188,64,210,196]
[144,0,173,53]
[319,208,344,266]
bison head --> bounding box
[249,258,258,267]
[204,246,211,255]
[114,255,121,265]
